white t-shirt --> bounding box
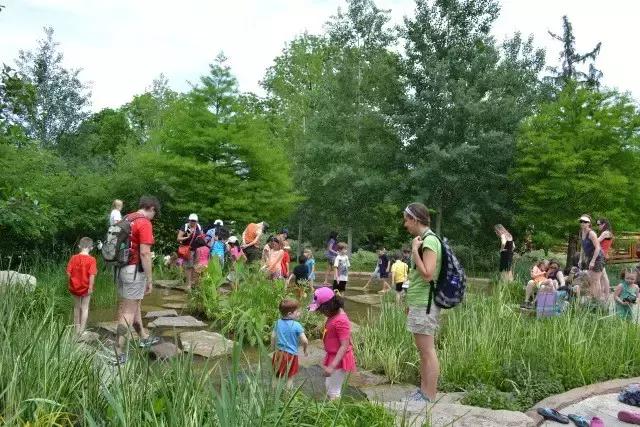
[109,209,122,226]
[333,254,350,282]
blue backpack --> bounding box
[419,231,466,314]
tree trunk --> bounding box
[565,233,578,271]
[347,228,353,256]
[297,222,303,258]
[435,205,443,235]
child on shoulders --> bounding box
[66,237,98,336]
[308,287,357,399]
[615,269,639,321]
[271,299,309,388]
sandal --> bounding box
[568,414,589,427]
[618,410,640,425]
[537,408,570,424]
[590,416,604,427]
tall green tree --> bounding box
[15,27,91,147]
[513,83,640,249]
[402,0,544,241]
[547,16,602,89]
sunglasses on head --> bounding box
[579,220,590,224]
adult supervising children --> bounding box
[113,196,161,365]
[579,214,605,304]
[403,202,441,402]
[242,221,269,263]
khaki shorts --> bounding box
[407,305,441,336]
[117,265,147,300]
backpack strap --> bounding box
[420,229,442,315]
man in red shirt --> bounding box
[114,195,161,364]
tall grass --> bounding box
[354,283,640,411]
[0,285,398,426]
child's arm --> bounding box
[391,267,396,285]
[324,339,350,375]
[89,274,96,294]
[299,332,309,356]
[270,330,276,351]
[614,284,624,304]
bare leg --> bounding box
[116,298,138,354]
[133,299,148,340]
[589,270,603,302]
[78,295,91,334]
[524,280,536,303]
[600,267,610,302]
[73,296,81,335]
[413,333,439,401]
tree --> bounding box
[0,65,36,146]
[401,0,544,242]
[547,16,602,89]
[513,83,640,251]
[192,53,238,118]
[15,27,91,147]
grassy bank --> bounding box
[0,284,399,426]
[355,283,640,411]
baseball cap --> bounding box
[214,219,223,226]
[228,236,238,244]
[308,287,335,312]
[188,213,198,221]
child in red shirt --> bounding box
[66,237,98,336]
[308,287,357,399]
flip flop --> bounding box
[568,414,589,427]
[537,408,570,424]
[590,416,604,427]
[619,410,640,425]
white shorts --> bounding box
[117,265,146,300]
[325,369,347,398]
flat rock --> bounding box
[386,401,535,427]
[154,280,186,291]
[540,393,636,426]
[162,302,187,310]
[149,341,181,360]
[0,270,36,291]
[347,370,388,388]
[363,384,465,404]
[298,339,326,367]
[145,309,178,319]
[77,330,100,343]
[162,294,187,302]
[96,321,139,338]
[180,330,235,358]
[344,294,382,307]
[148,316,205,328]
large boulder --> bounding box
[0,270,36,291]
[180,330,235,358]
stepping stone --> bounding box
[385,401,535,427]
[154,279,182,289]
[348,286,368,292]
[344,294,382,307]
[180,330,235,358]
[148,316,205,328]
[347,369,388,388]
[361,383,416,402]
[96,321,139,338]
[149,342,181,360]
[77,330,100,344]
[298,339,326,367]
[145,309,178,319]
[540,393,632,427]
[162,302,187,310]
[163,295,187,302]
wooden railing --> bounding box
[551,232,640,265]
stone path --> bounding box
[154,279,187,291]
[162,302,187,310]
[145,309,178,319]
[180,330,235,358]
[148,315,205,328]
[343,293,382,306]
[96,321,139,338]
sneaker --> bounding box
[405,389,430,402]
[139,336,161,348]
[110,353,127,366]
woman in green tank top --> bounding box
[402,202,442,403]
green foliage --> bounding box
[349,249,378,272]
[192,268,324,345]
[513,84,640,246]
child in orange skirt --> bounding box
[271,299,309,388]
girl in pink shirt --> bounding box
[193,237,210,281]
[308,287,356,399]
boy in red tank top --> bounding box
[66,237,97,336]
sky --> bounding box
[1,0,638,111]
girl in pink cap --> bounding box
[309,287,357,399]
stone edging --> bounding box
[526,376,640,425]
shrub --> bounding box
[349,250,378,272]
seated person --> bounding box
[522,259,550,308]
[615,269,639,321]
[565,266,587,301]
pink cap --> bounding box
[308,287,335,311]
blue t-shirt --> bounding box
[274,319,304,355]
[211,240,225,258]
[305,258,316,279]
